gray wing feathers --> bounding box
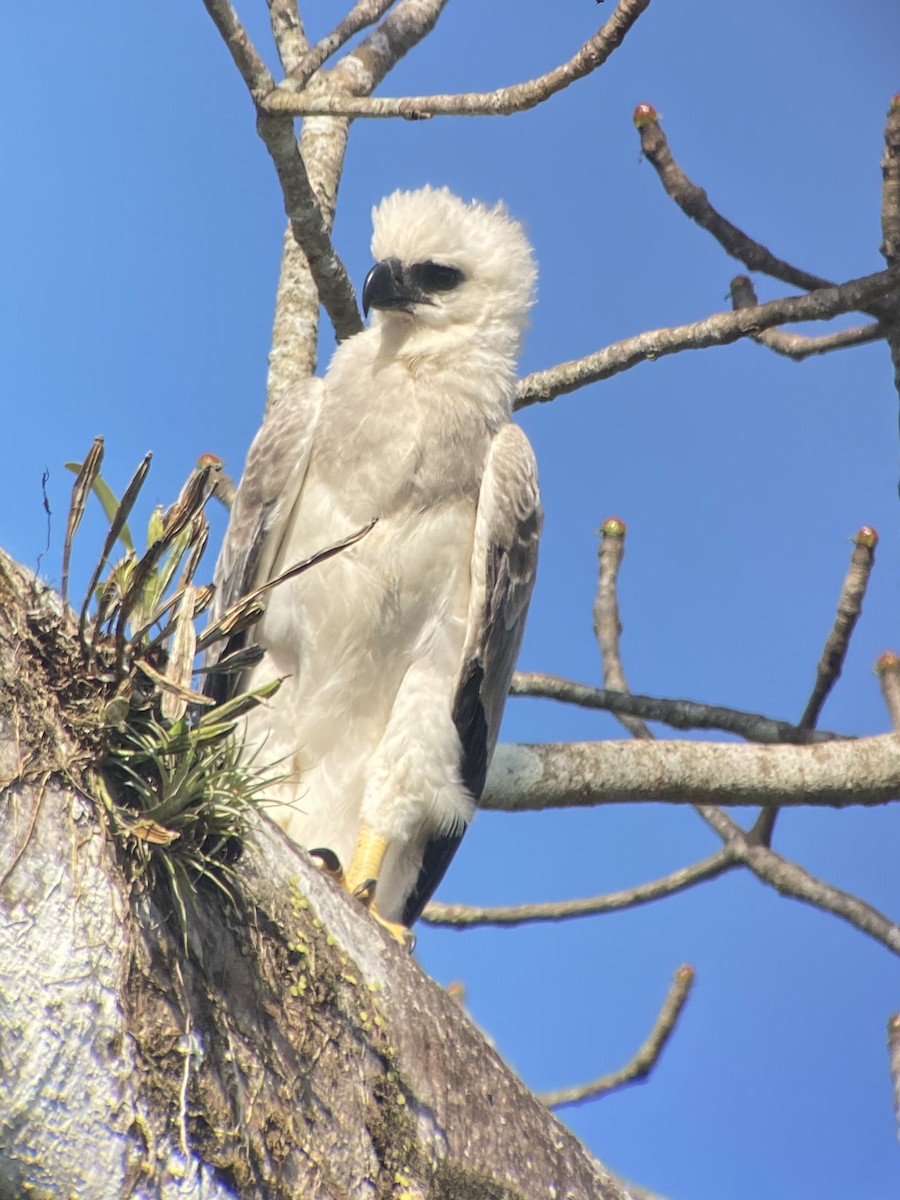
[205,380,322,693]
[406,422,540,924]
[453,421,542,799]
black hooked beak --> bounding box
[362,257,426,317]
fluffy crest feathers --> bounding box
[370,186,537,332]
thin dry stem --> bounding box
[593,519,651,738]
[876,653,900,732]
[636,110,833,294]
[888,1012,900,1145]
[510,672,842,745]
[693,806,900,955]
[539,966,694,1109]
[422,850,735,928]
[801,529,878,728]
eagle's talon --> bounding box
[370,909,416,952]
[309,846,344,883]
[352,877,378,906]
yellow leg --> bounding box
[343,823,414,950]
[343,823,389,896]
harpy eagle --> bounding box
[208,186,541,938]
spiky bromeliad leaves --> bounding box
[62,443,289,943]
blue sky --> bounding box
[3,2,899,1196]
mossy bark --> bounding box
[0,549,624,1200]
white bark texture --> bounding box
[0,550,624,1200]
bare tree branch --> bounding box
[263,0,652,117]
[692,806,900,955]
[879,96,900,489]
[881,94,900,266]
[483,735,900,813]
[539,966,694,1110]
[287,0,397,89]
[515,266,900,408]
[267,0,452,399]
[335,0,452,89]
[888,1012,900,1145]
[422,850,736,928]
[729,275,884,359]
[202,0,277,97]
[634,103,834,295]
[752,525,879,845]
[200,0,364,354]
[265,0,308,75]
[592,517,652,738]
[801,527,878,728]
[258,109,364,341]
[510,672,842,746]
[877,652,900,732]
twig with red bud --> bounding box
[634,103,834,295]
[752,527,878,844]
[538,966,694,1109]
[800,527,878,729]
[197,453,237,512]
[592,517,652,738]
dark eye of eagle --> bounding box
[409,261,464,293]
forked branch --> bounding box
[515,266,900,407]
[200,0,363,343]
[263,0,652,117]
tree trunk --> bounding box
[0,549,622,1200]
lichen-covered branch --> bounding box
[482,736,900,813]
[265,0,308,74]
[881,94,900,266]
[267,0,452,399]
[286,0,397,90]
[879,95,900,489]
[263,0,652,118]
[515,266,900,407]
[200,0,363,361]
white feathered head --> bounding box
[364,187,537,351]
